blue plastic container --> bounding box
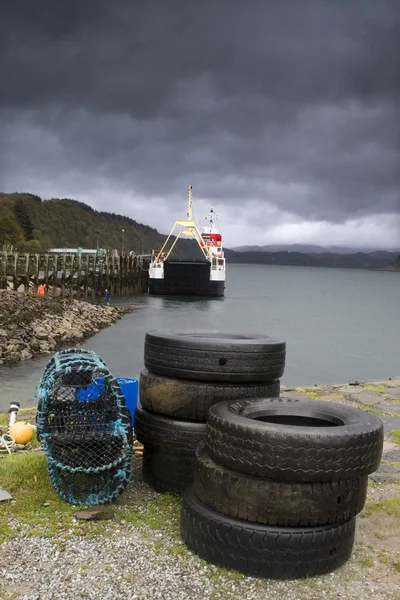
[76,377,138,425]
[115,378,138,426]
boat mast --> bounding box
[152,185,210,262]
[187,185,193,220]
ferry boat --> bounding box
[148,186,226,297]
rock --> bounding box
[0,290,125,365]
[20,349,33,361]
[30,338,40,352]
[33,328,48,341]
[353,392,381,406]
[74,505,114,521]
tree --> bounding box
[0,209,24,247]
[17,239,42,253]
[12,198,34,240]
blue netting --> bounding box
[35,348,133,505]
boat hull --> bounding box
[149,260,225,297]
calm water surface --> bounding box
[0,264,399,411]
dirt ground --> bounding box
[1,378,400,600]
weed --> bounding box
[116,493,181,531]
[363,385,388,393]
[361,556,374,567]
[363,497,400,518]
[390,430,400,445]
[295,387,322,399]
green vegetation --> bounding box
[363,384,388,393]
[116,493,181,530]
[0,192,201,258]
[362,497,400,519]
[0,453,80,542]
[390,430,400,445]
[295,387,322,399]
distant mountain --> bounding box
[232,243,400,255]
[224,247,400,271]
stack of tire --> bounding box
[134,330,286,495]
[181,397,384,579]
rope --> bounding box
[0,431,16,454]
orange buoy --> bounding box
[9,422,34,445]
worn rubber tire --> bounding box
[139,368,280,421]
[181,487,355,580]
[193,445,368,526]
[134,401,206,455]
[144,329,286,382]
[206,398,384,482]
[142,448,195,495]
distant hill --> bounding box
[224,248,400,270]
[232,243,400,255]
[0,192,202,259]
[0,192,398,271]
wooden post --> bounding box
[76,254,82,300]
[0,253,6,289]
[61,255,66,298]
[34,255,39,291]
[91,255,96,299]
[24,254,30,293]
[98,255,104,298]
[44,254,49,291]
[104,253,110,293]
[12,254,18,291]
[83,255,89,301]
[52,255,58,297]
[69,255,74,300]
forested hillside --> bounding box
[0,192,200,257]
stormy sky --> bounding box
[1,0,399,249]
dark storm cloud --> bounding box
[0,0,399,244]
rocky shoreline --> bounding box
[0,290,129,365]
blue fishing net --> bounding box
[36,348,133,505]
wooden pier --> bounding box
[0,252,150,299]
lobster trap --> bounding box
[36,349,133,505]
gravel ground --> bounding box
[1,458,400,600]
[1,378,400,600]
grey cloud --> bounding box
[0,0,399,246]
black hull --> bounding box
[149,260,225,297]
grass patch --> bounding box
[295,387,322,399]
[363,385,388,393]
[363,497,400,519]
[357,402,379,411]
[116,493,181,531]
[390,430,400,445]
[0,452,105,542]
[361,555,374,567]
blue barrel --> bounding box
[115,378,139,426]
[76,377,138,425]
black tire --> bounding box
[193,445,368,526]
[181,487,355,580]
[206,398,384,482]
[144,330,286,382]
[142,448,195,495]
[134,401,206,455]
[139,368,281,421]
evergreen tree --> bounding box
[0,209,24,247]
[12,198,34,240]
